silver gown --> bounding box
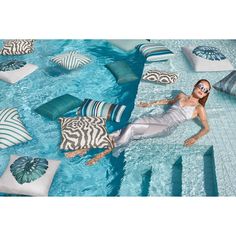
[110,100,196,157]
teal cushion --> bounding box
[35,94,82,120]
[105,61,138,84]
[213,70,236,96]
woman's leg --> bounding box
[86,148,113,166]
[65,148,90,158]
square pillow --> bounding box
[105,61,138,84]
[142,70,179,84]
[182,46,234,72]
[0,108,32,149]
[59,116,114,150]
[51,51,91,70]
[0,60,38,84]
[77,98,126,122]
[0,155,61,196]
[137,43,175,62]
[35,94,82,120]
[213,70,236,96]
[108,39,149,52]
[0,39,34,55]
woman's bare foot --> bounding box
[65,148,89,159]
[86,148,113,166]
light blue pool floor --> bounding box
[0,40,144,196]
[129,40,236,196]
[0,40,235,196]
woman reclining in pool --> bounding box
[67,79,211,165]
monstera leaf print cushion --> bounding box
[0,60,38,84]
[0,155,61,196]
[182,46,234,72]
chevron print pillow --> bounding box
[142,70,178,84]
[0,108,32,149]
[0,40,34,55]
[51,51,91,70]
[59,116,114,150]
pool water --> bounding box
[0,39,145,196]
[0,39,235,196]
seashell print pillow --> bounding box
[0,155,61,196]
[142,70,178,84]
[182,46,234,72]
[0,60,38,84]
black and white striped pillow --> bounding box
[0,40,34,55]
[51,51,91,70]
[0,108,32,149]
[142,70,178,84]
[59,116,114,150]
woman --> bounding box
[67,79,211,165]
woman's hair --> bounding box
[194,79,211,107]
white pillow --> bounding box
[0,155,61,196]
[0,108,32,149]
[51,51,91,70]
[0,60,38,84]
[108,39,149,52]
[182,46,234,72]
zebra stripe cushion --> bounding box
[213,71,236,96]
[77,99,126,122]
[142,70,178,84]
[0,40,34,55]
[59,116,114,150]
[0,108,32,149]
[137,43,174,62]
[51,51,91,70]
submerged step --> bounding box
[119,142,218,196]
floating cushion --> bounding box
[105,61,138,84]
[0,108,32,149]
[77,98,126,122]
[0,60,38,84]
[108,39,149,52]
[142,70,178,84]
[213,70,236,96]
[0,39,34,55]
[51,51,91,70]
[182,46,234,72]
[0,155,61,196]
[59,116,114,150]
[34,94,82,120]
[137,43,175,62]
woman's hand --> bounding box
[137,102,151,108]
[184,137,198,147]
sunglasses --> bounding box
[196,83,210,94]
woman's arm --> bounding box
[138,93,185,108]
[184,105,210,147]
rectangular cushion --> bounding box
[77,98,126,122]
[106,61,138,84]
[35,94,82,120]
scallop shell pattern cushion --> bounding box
[142,70,178,84]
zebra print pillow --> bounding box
[0,40,34,55]
[51,51,91,70]
[0,108,32,149]
[142,70,178,84]
[59,116,114,150]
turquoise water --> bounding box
[0,40,145,196]
[1,39,235,196]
